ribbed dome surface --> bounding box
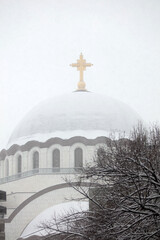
[8,91,140,146]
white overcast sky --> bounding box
[0,0,160,149]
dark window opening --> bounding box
[74,148,83,171]
[52,149,60,172]
[33,151,39,172]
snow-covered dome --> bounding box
[8,91,140,147]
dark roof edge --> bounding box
[0,136,111,160]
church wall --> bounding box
[86,146,96,165]
[0,174,74,196]
[0,141,103,240]
[0,174,77,219]
[47,144,63,168]
[0,144,98,179]
[0,160,4,177]
[12,151,21,175]
[69,143,87,168]
[5,187,86,240]
[9,156,12,176]
[0,87,131,240]
[9,155,14,176]
[4,192,36,218]
[40,148,47,168]
[61,146,71,168]
[0,143,97,218]
[22,151,29,172]
[28,147,41,170]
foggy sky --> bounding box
[0,0,160,149]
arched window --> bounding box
[33,151,39,169]
[5,159,9,177]
[52,149,60,171]
[74,148,83,171]
[17,155,22,173]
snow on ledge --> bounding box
[7,129,126,149]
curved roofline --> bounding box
[8,92,141,145]
[5,181,99,223]
[0,136,111,159]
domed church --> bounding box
[0,54,140,240]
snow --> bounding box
[7,130,126,148]
[20,201,89,239]
[8,91,141,147]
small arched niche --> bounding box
[52,149,60,172]
[17,155,22,176]
[74,148,83,171]
[33,151,39,172]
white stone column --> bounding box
[40,148,47,168]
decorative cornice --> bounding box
[0,136,111,160]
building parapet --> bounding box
[0,168,83,184]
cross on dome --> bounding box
[70,53,93,91]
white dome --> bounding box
[8,91,140,146]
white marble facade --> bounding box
[0,90,140,239]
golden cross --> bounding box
[70,53,93,91]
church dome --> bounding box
[8,91,140,147]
